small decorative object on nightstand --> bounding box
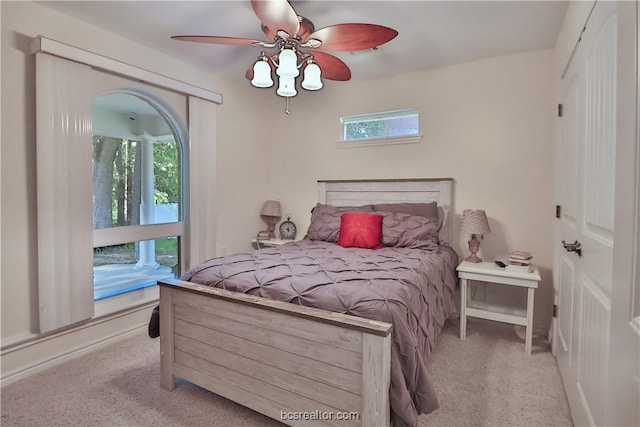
[260,200,281,239]
[279,214,297,240]
[459,209,490,263]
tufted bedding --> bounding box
[181,239,458,427]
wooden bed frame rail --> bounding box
[159,279,392,427]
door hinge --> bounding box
[553,304,558,318]
[558,104,563,117]
[556,205,561,218]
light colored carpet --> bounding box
[1,317,573,427]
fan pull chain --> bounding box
[285,97,291,115]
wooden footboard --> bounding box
[158,279,392,427]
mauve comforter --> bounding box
[181,239,458,427]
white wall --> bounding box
[0,1,271,380]
[268,49,556,331]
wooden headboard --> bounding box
[317,178,454,244]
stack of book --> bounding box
[506,250,533,272]
[256,231,270,240]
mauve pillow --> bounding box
[337,213,383,249]
[379,211,439,250]
[372,202,438,221]
[437,206,449,244]
[307,203,372,242]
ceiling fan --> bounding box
[172,0,398,98]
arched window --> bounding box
[91,92,184,302]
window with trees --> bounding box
[339,109,421,147]
[92,93,183,301]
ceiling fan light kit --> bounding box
[172,0,398,107]
[275,47,299,78]
[277,75,297,97]
[301,61,322,91]
[251,55,274,88]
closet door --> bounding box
[555,1,617,425]
[605,2,640,425]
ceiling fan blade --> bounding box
[172,35,260,46]
[312,51,351,81]
[262,24,277,41]
[251,0,300,37]
[296,17,315,41]
[309,24,398,52]
[264,17,313,42]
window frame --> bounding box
[33,36,220,333]
[338,109,423,148]
[91,89,187,314]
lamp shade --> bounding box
[276,76,297,97]
[251,59,273,88]
[459,209,490,235]
[301,62,323,90]
[276,48,299,77]
[260,200,281,218]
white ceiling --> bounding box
[40,1,568,86]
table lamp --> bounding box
[260,200,281,239]
[459,209,490,263]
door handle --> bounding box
[562,240,582,257]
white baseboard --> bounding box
[1,324,146,387]
[1,303,155,387]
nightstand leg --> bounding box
[525,287,535,355]
[460,278,467,340]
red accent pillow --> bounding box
[337,213,383,249]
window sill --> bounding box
[94,285,159,318]
[336,134,423,148]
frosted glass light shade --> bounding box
[301,63,323,90]
[276,76,297,97]
[251,60,273,88]
[276,48,299,77]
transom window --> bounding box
[339,109,421,147]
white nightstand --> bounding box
[456,260,541,354]
[251,238,296,249]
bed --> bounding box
[157,178,457,427]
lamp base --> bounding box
[465,237,483,263]
[266,222,276,239]
[464,253,483,263]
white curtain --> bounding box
[36,53,94,333]
[187,96,217,267]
